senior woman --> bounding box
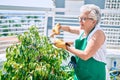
[51,4,110,80]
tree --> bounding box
[0,26,73,80]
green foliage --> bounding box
[0,26,73,80]
[2,25,9,36]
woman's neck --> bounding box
[84,26,95,37]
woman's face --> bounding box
[79,11,96,31]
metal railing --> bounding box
[0,11,47,36]
[0,10,48,54]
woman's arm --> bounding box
[60,25,80,35]
[66,30,106,60]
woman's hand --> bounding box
[50,23,61,37]
[54,39,70,50]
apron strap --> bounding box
[79,26,95,39]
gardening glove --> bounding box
[54,39,70,50]
[50,23,61,37]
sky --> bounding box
[0,0,54,8]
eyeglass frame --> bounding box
[78,17,94,22]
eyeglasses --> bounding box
[78,17,93,22]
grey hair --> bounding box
[80,4,101,24]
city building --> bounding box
[105,0,120,9]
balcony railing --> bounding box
[0,10,48,54]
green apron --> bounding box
[73,31,106,80]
